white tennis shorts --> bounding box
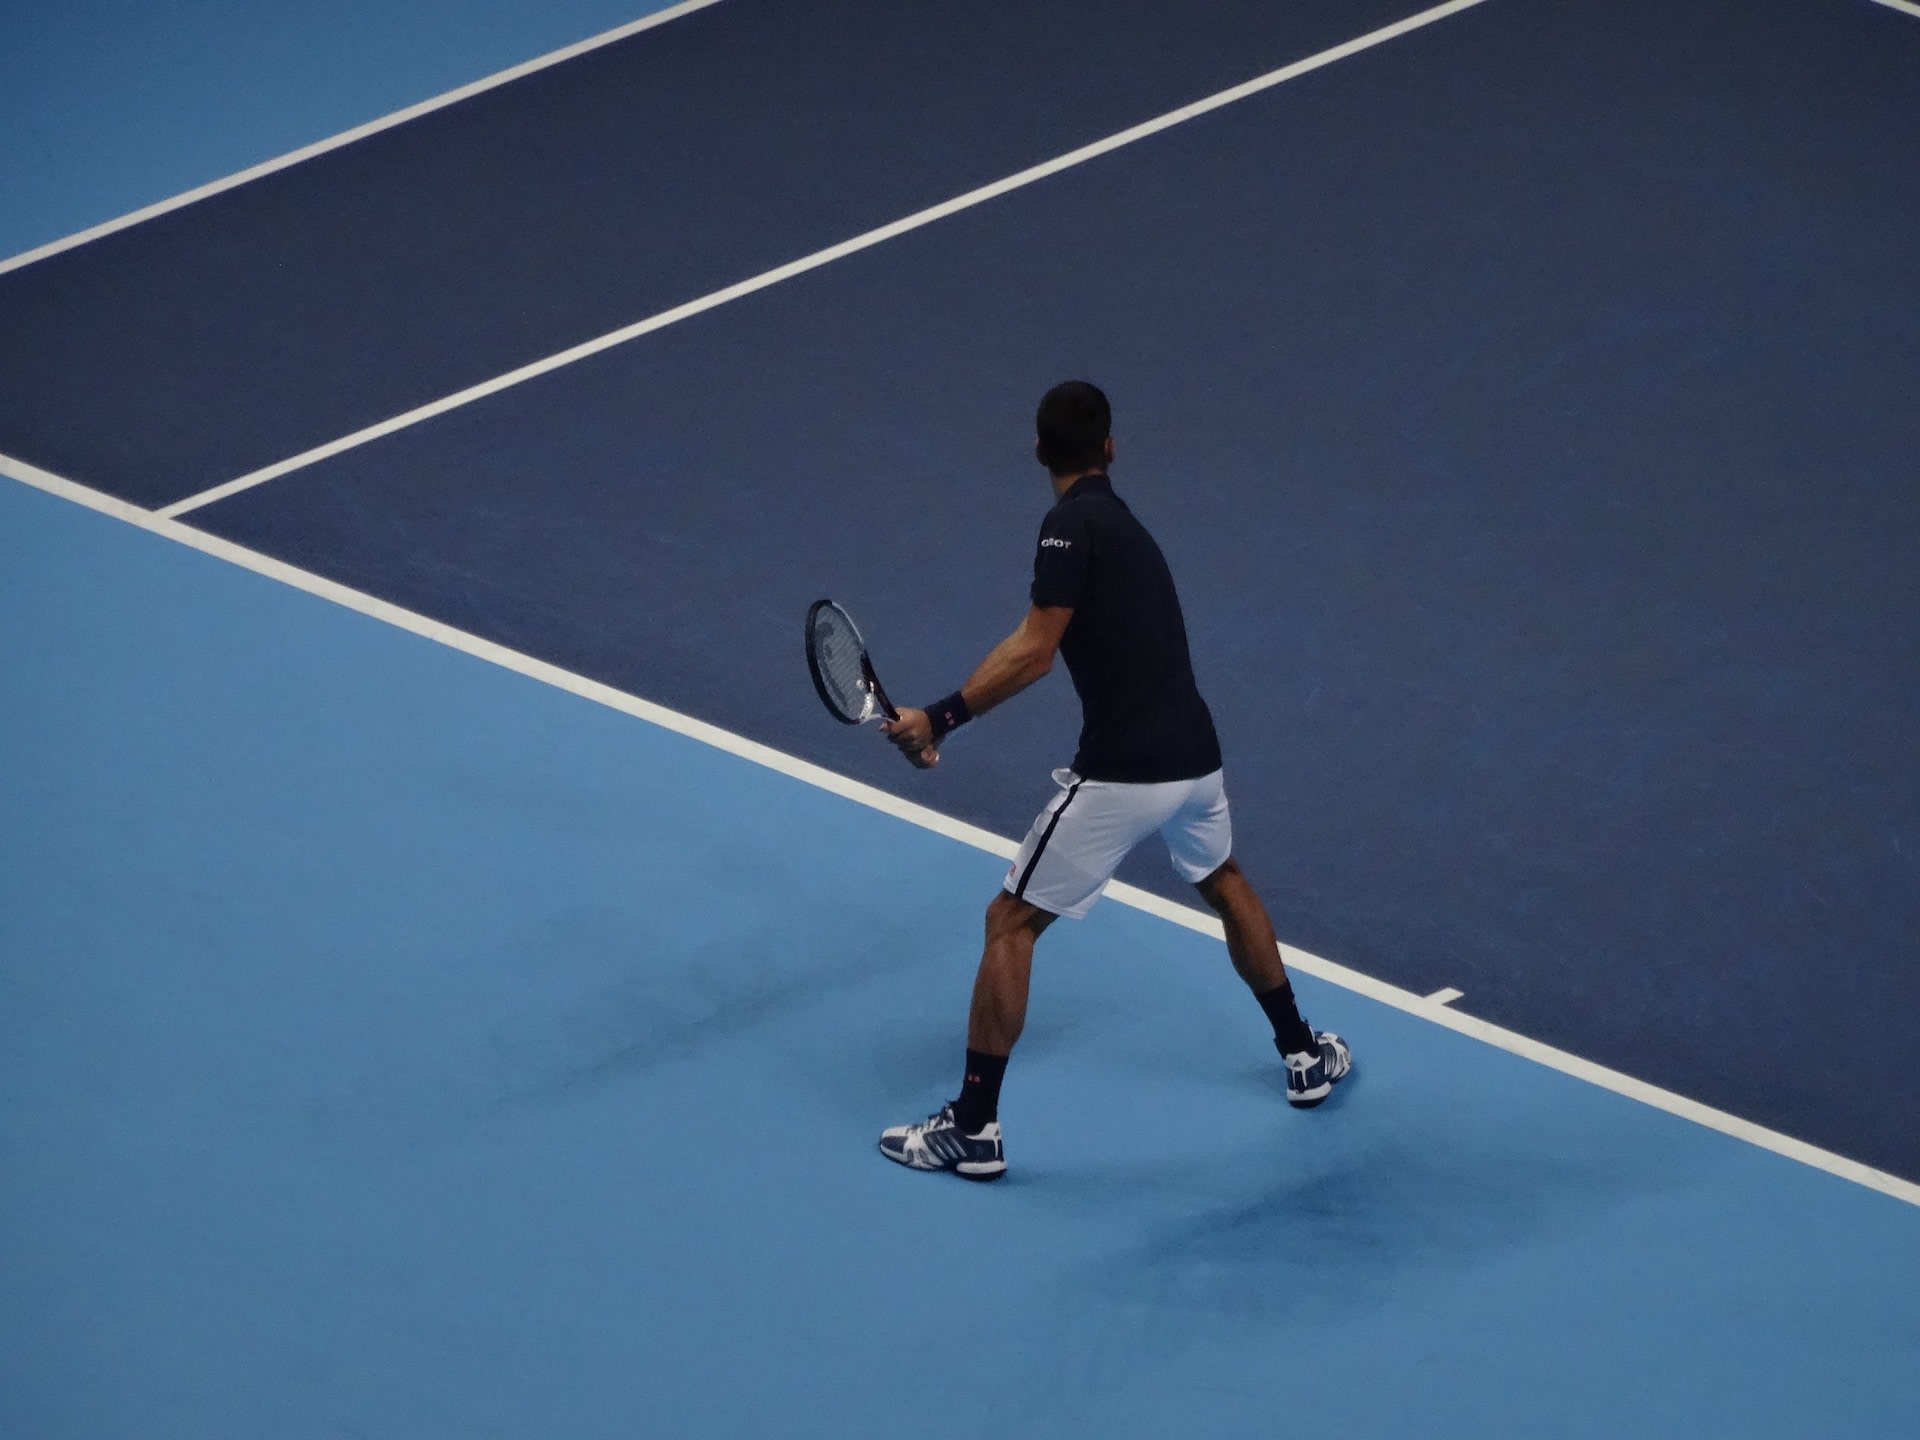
[1002,767,1233,920]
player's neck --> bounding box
[1049,467,1106,498]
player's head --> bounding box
[1035,380,1113,477]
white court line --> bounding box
[1426,986,1466,1006]
[155,0,1497,520]
[1868,0,1920,20]
[0,0,728,279]
[7,449,1919,1213]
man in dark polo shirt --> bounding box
[876,380,1350,1181]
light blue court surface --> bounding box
[6,480,1920,1437]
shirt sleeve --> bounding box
[1030,505,1091,609]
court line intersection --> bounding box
[7,447,1916,1211]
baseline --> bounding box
[155,0,1496,519]
[7,448,1915,1212]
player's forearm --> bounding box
[961,625,1054,716]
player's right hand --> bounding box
[881,709,941,769]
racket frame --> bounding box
[805,598,900,726]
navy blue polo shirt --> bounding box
[1030,473,1222,783]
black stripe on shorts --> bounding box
[1014,781,1082,900]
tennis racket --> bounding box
[805,599,900,726]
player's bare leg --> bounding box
[967,891,1056,1054]
[879,893,1053,1179]
[1196,855,1352,1107]
[1194,856,1290,993]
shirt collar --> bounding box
[1059,471,1113,502]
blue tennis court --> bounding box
[5,1,1919,1434]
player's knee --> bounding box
[985,891,1019,935]
[1194,854,1241,909]
[986,890,1050,940]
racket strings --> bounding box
[810,607,877,722]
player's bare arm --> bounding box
[880,604,1073,766]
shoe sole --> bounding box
[878,1143,1006,1181]
[1288,1052,1353,1107]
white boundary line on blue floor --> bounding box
[152,0,1498,521]
[0,0,727,279]
[1868,0,1920,21]
[6,449,1918,1211]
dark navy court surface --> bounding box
[0,0,1421,504]
[0,0,683,263]
[162,0,1920,1180]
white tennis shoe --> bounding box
[1282,1030,1353,1108]
[878,1103,1007,1181]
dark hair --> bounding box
[1035,381,1111,475]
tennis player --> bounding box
[877,381,1350,1180]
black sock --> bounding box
[1255,981,1318,1056]
[952,1049,1009,1134]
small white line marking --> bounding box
[1426,986,1465,1006]
[6,449,1919,1213]
[154,0,1497,520]
[0,0,728,278]
[1867,0,1920,20]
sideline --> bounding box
[0,0,727,278]
[7,447,1917,1212]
